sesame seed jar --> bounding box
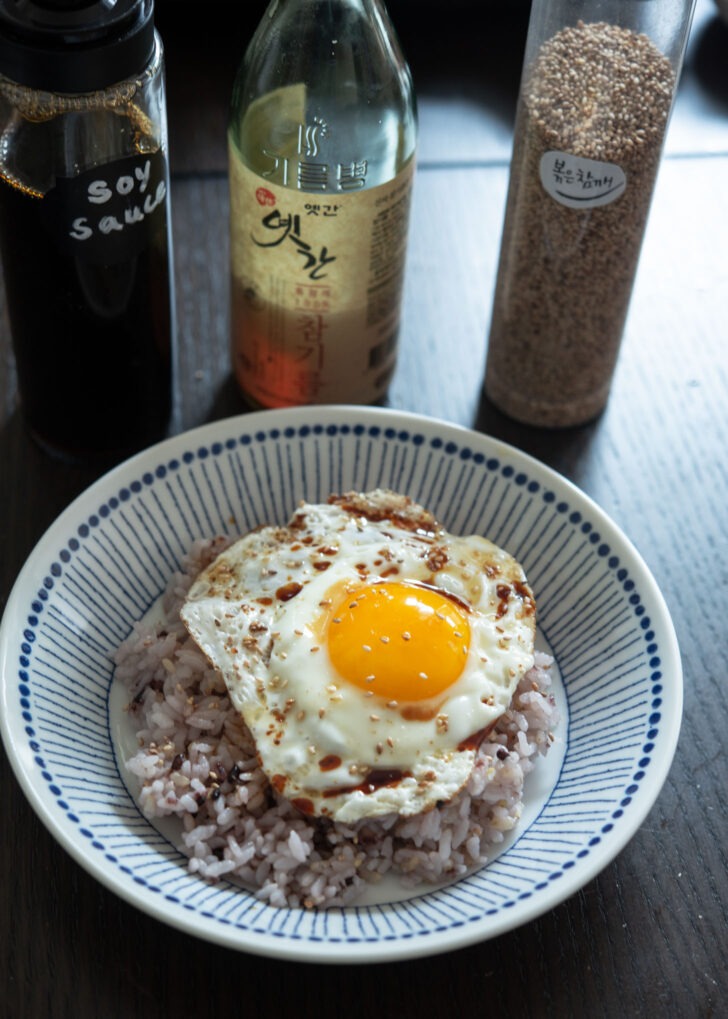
[484,0,697,428]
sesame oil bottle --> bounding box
[228,0,417,408]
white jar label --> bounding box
[539,151,626,209]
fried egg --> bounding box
[180,490,536,822]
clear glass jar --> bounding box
[484,0,697,428]
[0,0,174,463]
[228,0,417,409]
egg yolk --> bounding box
[327,581,471,701]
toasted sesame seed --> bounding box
[486,21,675,427]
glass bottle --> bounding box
[228,0,417,409]
[484,0,697,428]
[0,0,175,464]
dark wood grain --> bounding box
[1,2,726,1017]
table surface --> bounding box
[1,2,726,1015]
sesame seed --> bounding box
[486,21,675,427]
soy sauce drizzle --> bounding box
[323,768,411,798]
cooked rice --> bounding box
[114,537,558,909]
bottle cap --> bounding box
[0,0,156,94]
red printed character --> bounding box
[256,187,276,207]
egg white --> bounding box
[180,492,536,822]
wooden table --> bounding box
[1,2,726,1015]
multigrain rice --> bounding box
[114,537,558,909]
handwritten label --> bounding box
[539,151,626,210]
[41,151,169,263]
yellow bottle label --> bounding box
[229,139,414,407]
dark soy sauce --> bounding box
[0,170,172,463]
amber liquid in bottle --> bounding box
[228,1,417,409]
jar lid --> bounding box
[0,0,156,94]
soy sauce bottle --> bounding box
[0,0,174,464]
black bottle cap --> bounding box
[0,0,156,94]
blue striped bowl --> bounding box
[0,406,681,962]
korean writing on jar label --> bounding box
[539,151,626,210]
